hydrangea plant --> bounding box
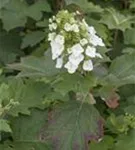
[0,0,135,150]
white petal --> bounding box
[71,43,84,56]
[95,53,103,59]
[56,57,63,68]
[52,16,56,20]
[64,61,77,74]
[71,24,79,32]
[89,35,104,47]
[85,46,96,58]
[49,18,53,23]
[64,23,72,31]
[83,60,93,71]
[69,53,84,66]
[48,32,56,41]
[51,41,64,60]
[88,26,96,35]
[49,24,53,31]
[55,34,65,45]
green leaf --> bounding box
[124,28,135,45]
[53,73,97,95]
[0,83,10,104]
[21,31,45,49]
[109,54,135,86]
[122,47,135,54]
[0,141,51,150]
[65,0,103,13]
[0,119,12,133]
[0,143,13,150]
[8,142,51,150]
[0,30,22,64]
[26,0,51,21]
[100,8,133,31]
[42,101,103,150]
[90,136,114,150]
[0,0,10,9]
[0,0,28,31]
[114,130,135,150]
[0,109,51,149]
[9,109,51,149]
[8,51,60,77]
[11,109,48,141]
[123,96,135,115]
[7,79,51,116]
[0,0,51,31]
[130,0,135,8]
[36,19,49,27]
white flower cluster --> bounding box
[48,10,105,74]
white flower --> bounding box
[71,43,84,56]
[80,38,88,46]
[69,53,84,66]
[48,32,56,41]
[64,23,72,31]
[52,16,56,20]
[85,46,96,58]
[56,57,63,68]
[64,61,78,74]
[71,24,79,32]
[49,24,53,31]
[50,41,64,60]
[49,23,57,31]
[89,35,105,47]
[83,59,93,71]
[54,34,65,45]
[49,18,53,23]
[88,26,96,35]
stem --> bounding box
[52,0,65,13]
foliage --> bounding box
[0,0,135,150]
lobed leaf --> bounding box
[41,101,103,150]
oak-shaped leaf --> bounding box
[41,101,103,150]
[100,8,133,31]
[0,119,12,133]
[0,30,22,65]
[102,53,135,88]
[90,136,114,150]
[2,79,51,116]
[53,73,97,96]
[0,0,51,31]
[109,53,135,86]
[124,28,135,45]
[8,51,60,77]
[65,0,103,13]
[0,109,51,150]
[21,31,45,49]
